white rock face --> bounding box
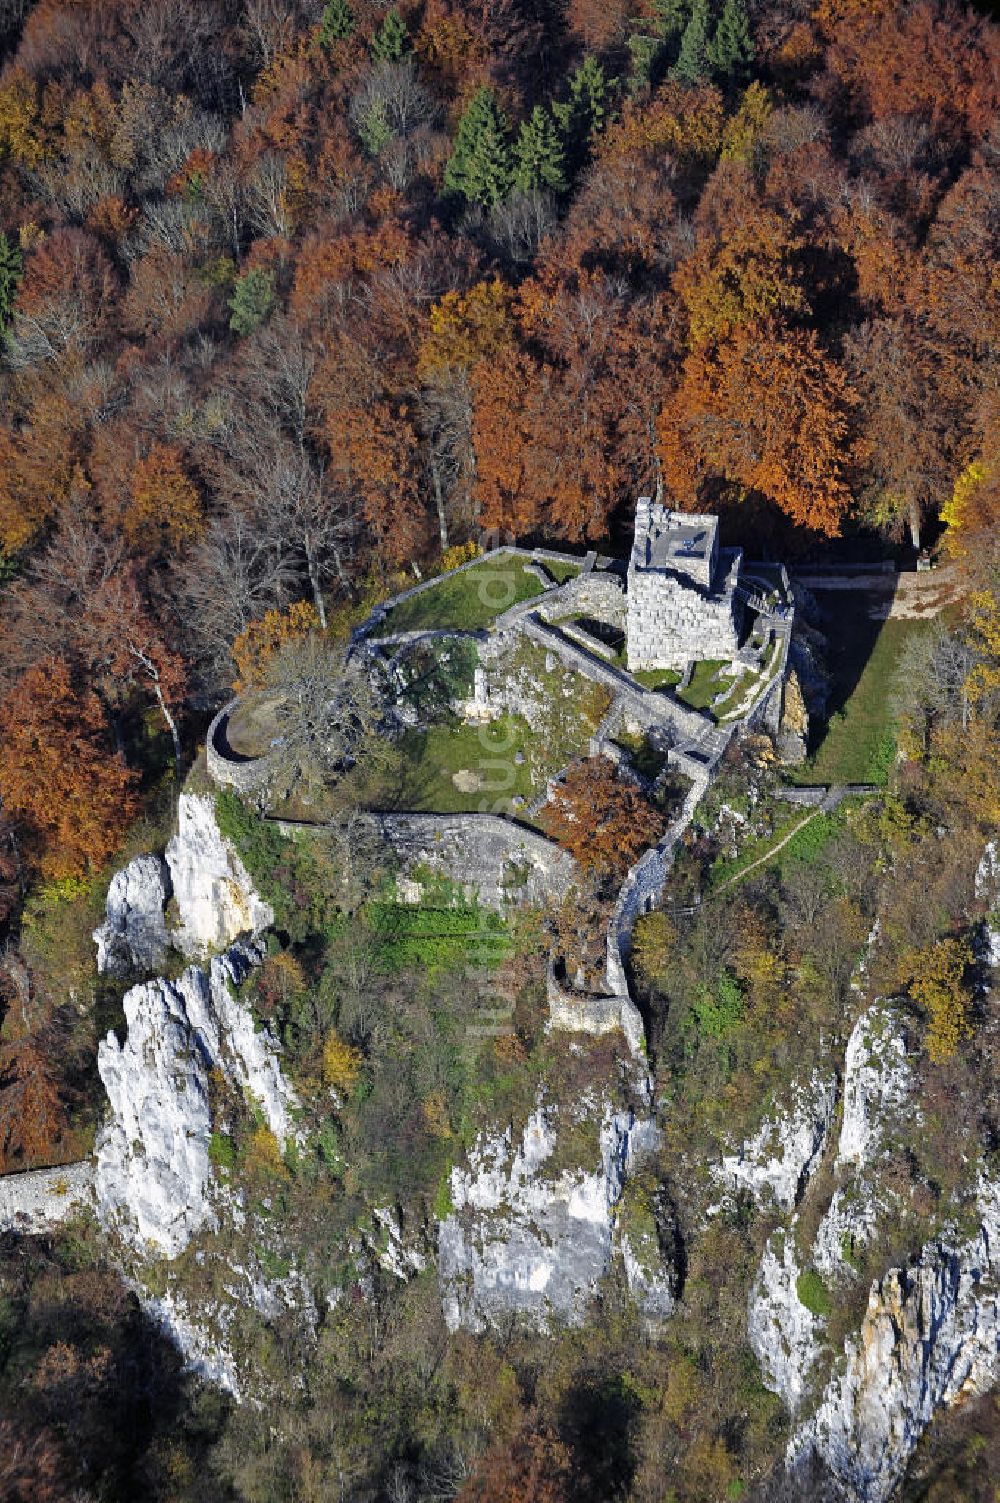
[144,1288,242,1398]
[166,793,273,957]
[718,1071,837,1212]
[748,1229,822,1413]
[438,1106,666,1332]
[96,939,297,1257]
[837,1004,912,1169]
[811,1185,882,1280]
[976,841,1000,966]
[93,855,173,976]
[96,970,216,1258]
[371,1206,428,1281]
[621,1224,677,1328]
[789,1180,1000,1503]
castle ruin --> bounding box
[626,498,744,671]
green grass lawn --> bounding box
[541,558,583,584]
[677,659,735,712]
[787,615,934,786]
[393,718,541,812]
[351,707,590,816]
[381,553,543,633]
[632,667,683,692]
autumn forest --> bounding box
[1,0,1000,1496]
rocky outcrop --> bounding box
[837,1003,913,1169]
[749,1230,823,1413]
[789,1179,1000,1503]
[976,841,1000,967]
[95,939,297,1257]
[718,1071,837,1212]
[144,1288,242,1398]
[166,793,273,957]
[93,855,173,976]
[438,1105,665,1333]
[620,1212,678,1329]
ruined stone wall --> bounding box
[205,701,270,795]
[545,570,626,628]
[366,813,578,910]
[546,966,645,1056]
[0,1161,94,1234]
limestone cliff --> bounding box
[93,854,173,976]
[742,1001,1000,1502]
[94,793,293,1257]
[165,792,274,956]
[438,1104,672,1333]
[717,1070,837,1213]
[95,939,298,1257]
[789,1179,1000,1503]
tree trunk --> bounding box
[152,681,183,778]
[908,497,921,550]
[305,539,328,629]
[429,448,449,552]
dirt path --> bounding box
[713,809,821,894]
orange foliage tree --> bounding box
[232,601,322,691]
[0,658,137,879]
[541,759,667,880]
[125,443,203,554]
[456,1421,574,1503]
[659,320,857,536]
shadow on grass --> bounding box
[791,583,935,786]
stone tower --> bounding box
[626,498,743,671]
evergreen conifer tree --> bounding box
[371,7,409,62]
[673,0,710,83]
[443,87,513,208]
[553,56,611,177]
[513,106,567,194]
[653,0,692,39]
[0,232,22,337]
[229,267,276,335]
[707,0,754,77]
[319,0,355,47]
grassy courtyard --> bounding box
[632,667,683,692]
[392,717,542,813]
[380,553,544,634]
[677,659,735,712]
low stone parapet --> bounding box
[205,700,270,794]
[546,964,645,1056]
[0,1160,94,1234]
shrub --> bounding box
[208,1131,235,1171]
[242,1125,288,1180]
[906,936,973,1063]
[690,972,745,1039]
[322,1030,364,1093]
[796,1267,832,1318]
